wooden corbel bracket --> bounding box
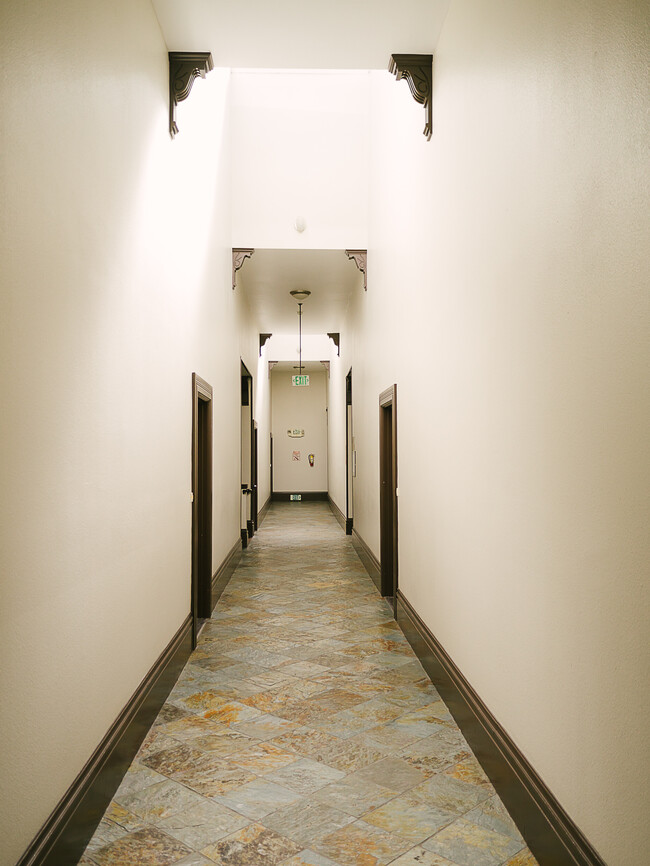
[327,333,341,356]
[345,250,367,291]
[169,52,214,138]
[259,334,272,356]
[388,54,433,140]
[232,249,255,290]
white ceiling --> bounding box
[151,0,450,69]
[237,249,363,333]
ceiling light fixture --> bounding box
[290,290,311,373]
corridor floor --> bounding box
[80,503,539,866]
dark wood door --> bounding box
[379,384,398,614]
[252,423,258,531]
[192,373,213,647]
[241,362,254,542]
[345,370,353,535]
[270,434,274,495]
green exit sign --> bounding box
[292,375,310,387]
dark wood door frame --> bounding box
[240,361,255,543]
[192,373,213,648]
[270,433,274,496]
[252,422,259,531]
[379,384,398,615]
[345,369,353,535]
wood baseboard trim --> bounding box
[257,495,271,526]
[211,537,243,609]
[271,491,328,501]
[396,590,607,866]
[17,614,193,866]
[328,495,346,530]
[351,528,382,594]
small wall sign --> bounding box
[292,450,301,461]
[292,375,310,386]
[287,429,304,438]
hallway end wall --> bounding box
[271,371,328,493]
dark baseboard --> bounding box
[17,615,193,866]
[396,591,607,866]
[258,495,271,526]
[271,491,328,501]
[328,495,346,529]
[351,528,382,594]
[328,497,353,536]
[240,528,248,548]
[211,537,242,609]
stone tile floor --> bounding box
[79,502,539,866]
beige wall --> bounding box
[0,2,256,863]
[230,71,369,250]
[333,2,649,863]
[271,371,329,492]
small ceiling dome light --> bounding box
[290,290,311,301]
[294,216,306,233]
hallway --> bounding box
[80,504,537,866]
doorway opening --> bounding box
[240,362,255,547]
[252,422,259,531]
[191,373,213,647]
[379,384,398,615]
[345,369,354,535]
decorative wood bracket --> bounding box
[327,333,340,356]
[232,249,255,290]
[169,52,214,139]
[345,250,367,291]
[388,54,433,140]
[259,333,272,356]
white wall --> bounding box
[268,333,333,365]
[271,371,329,492]
[0,2,256,862]
[231,70,369,250]
[332,2,649,863]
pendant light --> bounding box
[290,290,311,374]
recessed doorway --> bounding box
[240,362,255,546]
[345,369,354,535]
[191,373,213,647]
[379,384,398,615]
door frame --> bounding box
[240,361,254,545]
[252,422,259,531]
[345,369,354,535]
[379,384,398,614]
[191,373,213,648]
